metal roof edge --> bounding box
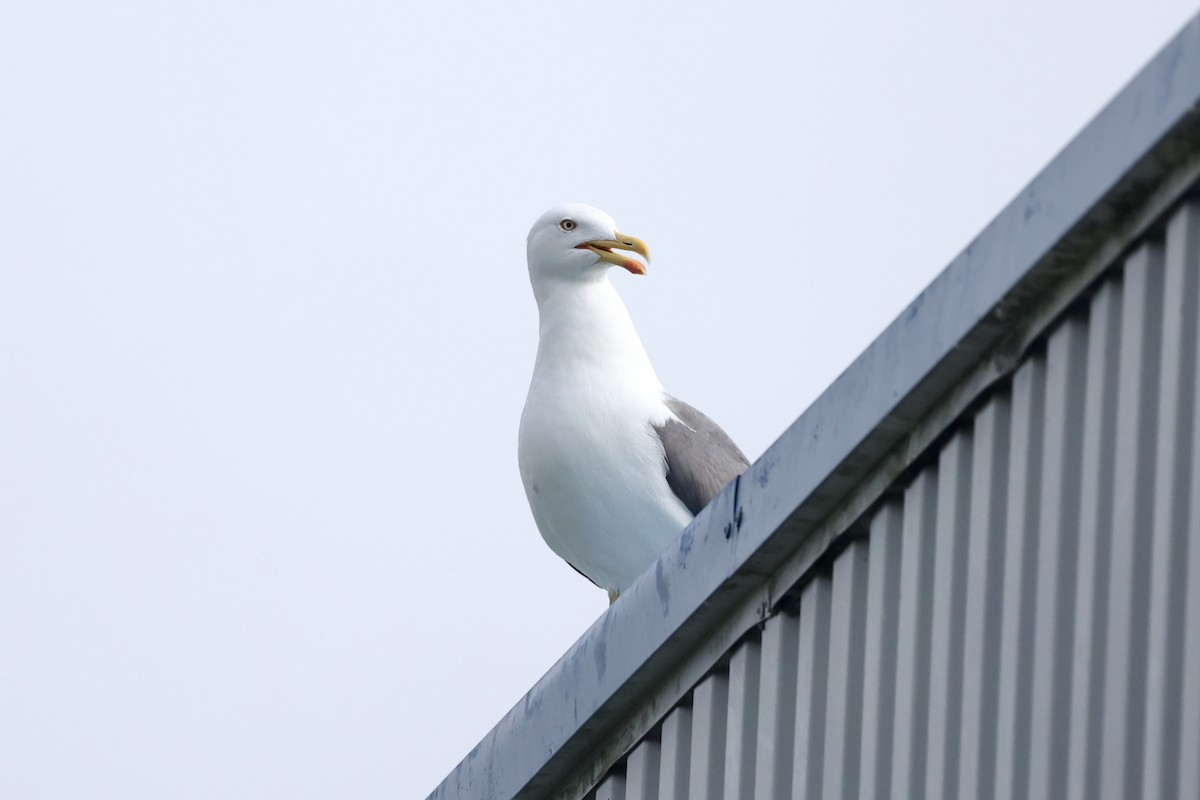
[429,13,1200,800]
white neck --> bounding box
[531,274,663,394]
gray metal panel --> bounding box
[1181,208,1200,798]
[624,739,659,800]
[925,430,973,798]
[1027,316,1089,800]
[1065,278,1123,800]
[856,502,903,800]
[732,12,1200,584]
[543,202,1200,800]
[992,355,1046,800]
[821,539,868,800]
[889,468,939,798]
[956,395,1010,799]
[431,19,1200,800]
[1141,202,1200,798]
[721,637,760,800]
[657,706,691,800]
[594,775,624,800]
[578,201,1198,800]
[752,612,798,800]
[1100,241,1166,799]
[687,672,727,800]
[790,576,831,799]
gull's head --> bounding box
[526,204,651,289]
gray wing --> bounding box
[654,395,750,516]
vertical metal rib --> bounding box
[657,705,692,800]
[857,500,904,800]
[957,394,1011,799]
[1028,315,1090,799]
[993,353,1047,799]
[791,575,832,799]
[688,671,729,800]
[1141,201,1200,798]
[1065,276,1123,800]
[889,467,940,798]
[925,429,975,798]
[1180,202,1200,800]
[753,611,799,800]
[595,773,626,800]
[822,539,869,800]
[722,636,761,800]
[1100,241,1166,799]
[624,739,660,800]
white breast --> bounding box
[518,277,693,592]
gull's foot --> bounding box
[608,589,620,605]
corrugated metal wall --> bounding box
[583,198,1200,800]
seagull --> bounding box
[518,203,749,603]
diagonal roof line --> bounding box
[430,12,1200,800]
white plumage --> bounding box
[518,204,748,601]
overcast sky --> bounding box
[2,3,1198,798]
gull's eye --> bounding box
[559,218,576,232]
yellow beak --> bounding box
[575,232,651,275]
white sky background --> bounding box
[1,2,1197,797]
